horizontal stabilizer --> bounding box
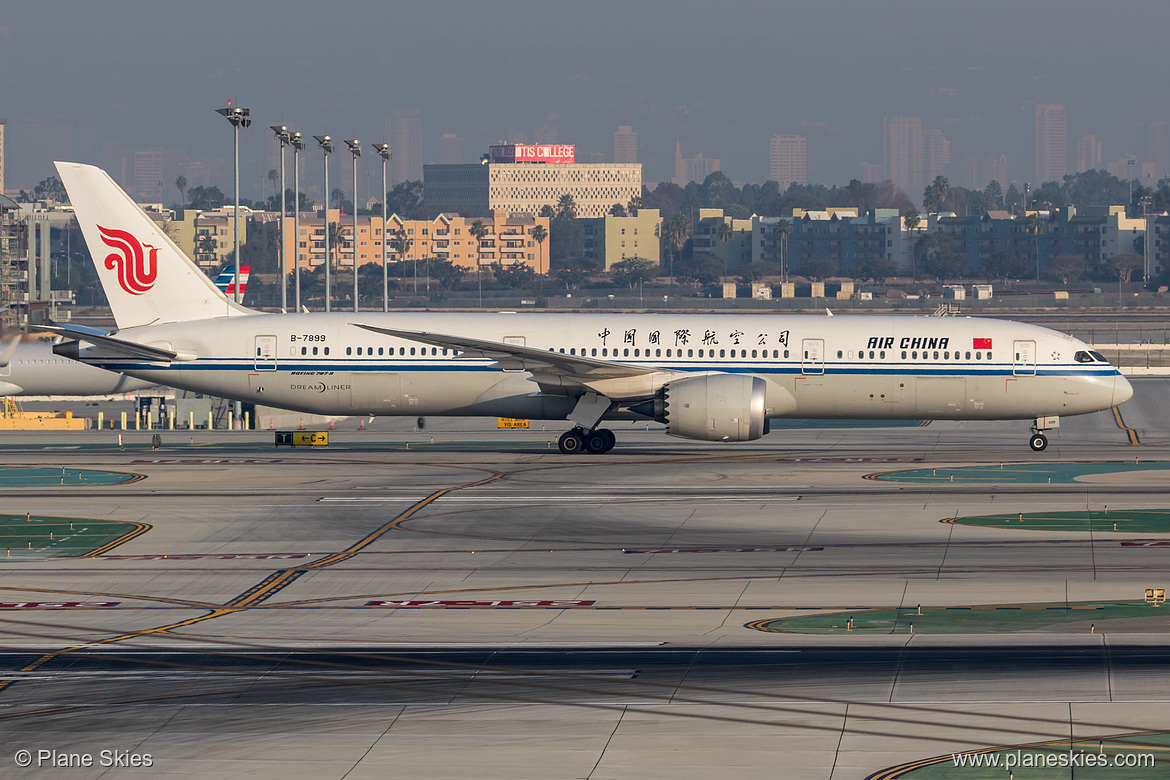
[40,325,181,362]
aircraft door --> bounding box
[254,335,277,371]
[801,338,824,375]
[1012,340,1036,376]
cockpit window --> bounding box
[1088,350,1108,363]
[1074,351,1094,363]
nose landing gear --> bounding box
[558,427,616,454]
[1028,416,1057,451]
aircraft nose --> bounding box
[1113,372,1134,407]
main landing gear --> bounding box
[558,427,616,454]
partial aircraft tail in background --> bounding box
[213,266,251,299]
[54,162,254,329]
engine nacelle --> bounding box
[663,373,767,442]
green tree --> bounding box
[737,261,780,285]
[175,176,188,206]
[385,180,425,219]
[490,261,535,289]
[914,232,966,282]
[1105,252,1144,284]
[984,251,1030,285]
[856,257,899,285]
[555,267,592,290]
[187,186,225,209]
[627,194,643,214]
[390,230,415,291]
[1047,254,1086,285]
[421,257,465,291]
[267,169,279,198]
[609,203,627,217]
[799,256,838,282]
[549,212,585,270]
[469,219,489,304]
[609,257,658,288]
[984,180,1003,209]
[675,254,722,287]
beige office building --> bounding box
[425,162,641,219]
[582,209,661,270]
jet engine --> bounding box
[660,373,767,442]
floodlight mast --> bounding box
[344,139,361,313]
[216,105,250,304]
[290,132,305,311]
[372,143,391,312]
[271,125,291,311]
[314,135,334,312]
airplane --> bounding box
[213,266,250,299]
[0,337,155,396]
[48,160,1132,454]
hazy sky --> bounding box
[4,0,1169,197]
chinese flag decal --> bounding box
[973,338,992,349]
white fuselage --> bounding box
[65,312,1131,423]
[0,342,155,397]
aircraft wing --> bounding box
[39,325,181,362]
[351,323,673,396]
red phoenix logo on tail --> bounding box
[98,225,159,295]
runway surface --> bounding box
[1,380,1169,777]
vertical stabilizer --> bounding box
[55,161,253,328]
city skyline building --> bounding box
[613,125,637,164]
[1077,134,1102,173]
[132,148,165,201]
[1035,103,1067,184]
[0,118,5,196]
[388,109,423,184]
[439,133,464,165]
[673,140,719,186]
[884,116,924,199]
[925,129,950,185]
[769,134,807,186]
[1150,121,1169,179]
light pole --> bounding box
[290,132,305,311]
[270,125,291,311]
[215,104,250,303]
[372,143,391,312]
[314,135,334,312]
[344,139,361,313]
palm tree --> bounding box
[555,194,577,218]
[627,194,643,214]
[717,219,733,280]
[331,187,345,212]
[774,218,792,283]
[267,169,279,199]
[469,219,488,307]
[904,208,921,279]
[391,230,415,292]
[529,224,548,284]
[1024,213,1046,282]
[175,176,188,207]
[327,222,345,281]
[197,233,217,264]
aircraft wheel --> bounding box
[598,428,616,453]
[1029,433,1048,452]
[558,428,586,454]
[584,429,612,454]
